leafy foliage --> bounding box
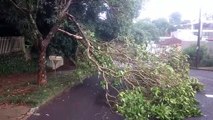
[131,19,160,44]
[131,18,177,44]
[0,59,95,106]
[183,44,213,67]
[117,84,201,120]
[152,18,176,36]
[101,43,203,120]
[0,52,37,75]
[0,1,203,119]
[69,0,144,40]
[190,77,204,92]
[47,20,78,57]
[169,12,182,25]
[0,0,145,57]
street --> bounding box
[27,70,213,120]
[187,70,213,120]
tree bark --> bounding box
[37,40,47,85]
[10,0,74,85]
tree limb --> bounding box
[9,0,28,13]
[42,0,73,47]
[60,0,73,17]
[58,28,83,39]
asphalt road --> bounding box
[27,76,123,120]
[27,70,213,120]
[187,70,213,120]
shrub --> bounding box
[189,77,204,92]
[183,44,212,67]
[115,45,202,120]
[117,84,201,120]
[200,57,213,67]
[116,88,150,120]
[0,52,37,75]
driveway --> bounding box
[187,70,213,120]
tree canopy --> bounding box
[0,0,145,84]
[0,0,144,40]
[152,18,176,36]
[131,19,160,44]
[131,18,177,44]
[169,12,182,25]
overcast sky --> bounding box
[138,0,213,21]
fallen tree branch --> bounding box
[58,28,83,39]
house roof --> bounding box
[207,38,213,41]
[171,30,197,41]
[158,37,182,46]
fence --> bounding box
[0,36,25,55]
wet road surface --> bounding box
[27,70,213,120]
[187,70,213,120]
[27,76,123,120]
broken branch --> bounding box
[58,28,83,39]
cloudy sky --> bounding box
[138,0,213,21]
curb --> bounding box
[191,68,213,72]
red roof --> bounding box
[206,38,213,41]
[158,37,182,46]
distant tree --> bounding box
[152,18,175,36]
[131,19,160,44]
[169,12,182,25]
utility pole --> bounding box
[195,8,202,68]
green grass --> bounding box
[0,68,94,106]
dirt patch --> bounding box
[0,73,36,91]
[0,73,37,120]
[0,103,31,120]
[11,86,38,96]
[0,60,75,120]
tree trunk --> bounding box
[37,42,47,85]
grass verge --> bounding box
[0,68,94,107]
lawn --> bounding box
[0,68,94,106]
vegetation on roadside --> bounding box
[184,44,213,67]
[117,84,201,120]
[0,52,37,75]
[0,1,204,119]
[0,62,95,106]
[70,31,203,119]
[113,46,203,120]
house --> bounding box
[155,29,213,56]
[180,20,213,40]
[157,36,182,50]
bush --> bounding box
[114,45,202,120]
[190,77,204,92]
[0,52,37,75]
[183,44,213,67]
[117,84,201,120]
[200,57,213,67]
